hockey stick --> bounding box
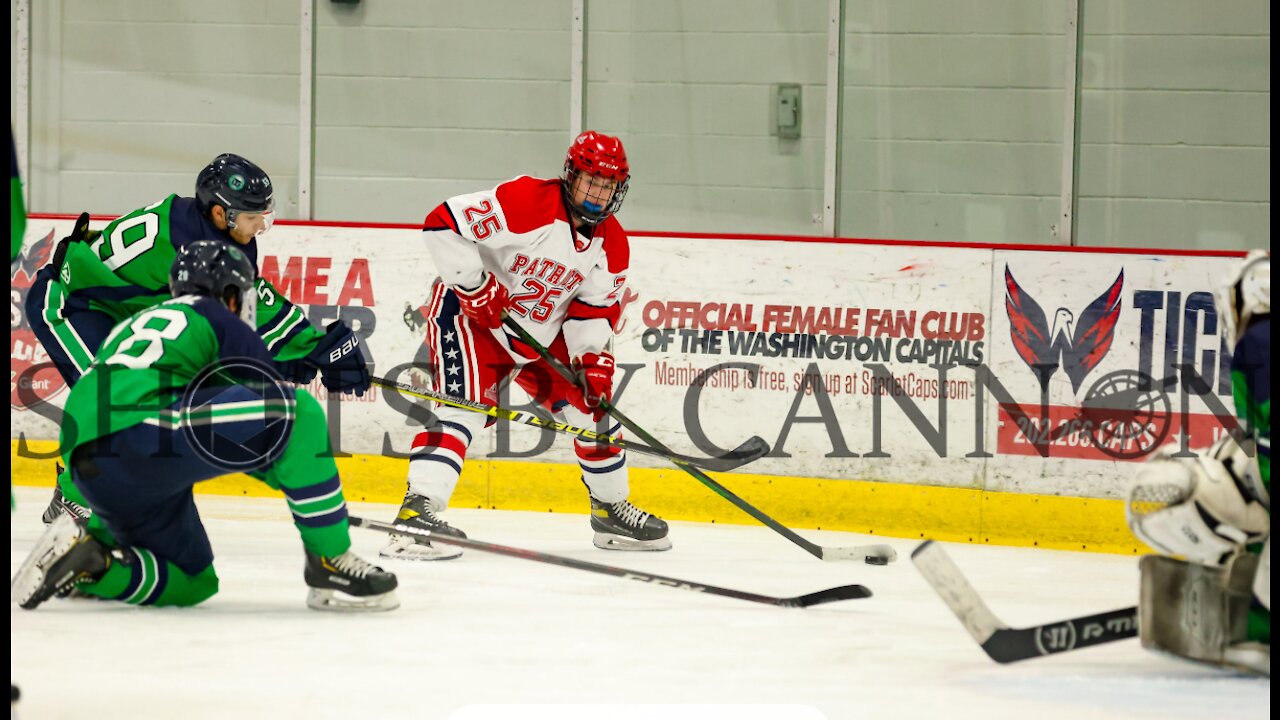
[350,516,871,608]
[501,316,897,565]
[370,374,769,473]
[911,540,1138,663]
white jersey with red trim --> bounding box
[421,175,629,359]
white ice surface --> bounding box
[9,487,1269,720]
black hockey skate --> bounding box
[11,515,111,610]
[41,465,91,525]
[590,496,672,551]
[379,492,466,561]
[304,550,399,612]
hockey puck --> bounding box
[865,556,889,566]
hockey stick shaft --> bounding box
[500,316,896,565]
[911,540,1138,663]
[350,516,871,608]
[370,374,766,472]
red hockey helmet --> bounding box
[562,130,630,225]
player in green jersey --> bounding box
[10,127,23,263]
[26,154,370,522]
[11,240,397,612]
[1127,250,1269,674]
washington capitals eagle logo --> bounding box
[12,228,67,410]
[12,228,55,284]
[1004,265,1124,393]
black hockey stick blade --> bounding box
[351,516,872,609]
[697,435,772,472]
[911,540,1138,663]
[499,317,897,565]
[790,584,874,608]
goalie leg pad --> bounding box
[1140,553,1267,675]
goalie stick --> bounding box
[350,516,871,608]
[911,540,1138,663]
[370,374,769,473]
[501,316,897,566]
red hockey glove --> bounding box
[573,351,615,419]
[454,272,509,329]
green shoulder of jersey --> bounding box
[55,194,323,362]
[59,195,183,322]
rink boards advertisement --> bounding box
[12,217,1244,504]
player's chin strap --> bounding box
[499,314,896,566]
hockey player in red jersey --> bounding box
[383,131,671,560]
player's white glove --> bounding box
[1127,435,1270,566]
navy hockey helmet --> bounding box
[195,153,275,231]
[170,240,258,326]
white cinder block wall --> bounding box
[1076,0,1270,250]
[588,1,828,235]
[314,0,571,223]
[25,0,302,217]
[15,0,1269,250]
[841,0,1067,245]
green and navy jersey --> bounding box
[11,128,24,263]
[55,194,322,360]
[1231,318,1270,497]
[59,295,279,462]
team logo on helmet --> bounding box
[228,174,245,191]
[11,228,70,411]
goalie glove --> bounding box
[1127,435,1270,566]
[454,272,509,330]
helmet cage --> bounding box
[1214,249,1270,346]
[562,162,629,225]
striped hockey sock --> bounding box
[81,548,220,607]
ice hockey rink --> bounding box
[9,487,1268,720]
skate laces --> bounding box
[421,510,457,531]
[611,500,649,528]
[329,551,378,579]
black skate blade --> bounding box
[379,536,464,562]
[592,532,673,552]
[306,587,400,612]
